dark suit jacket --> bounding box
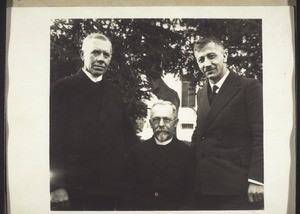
[50,69,137,198]
[192,72,263,195]
[126,137,196,210]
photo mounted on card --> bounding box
[6,5,295,214]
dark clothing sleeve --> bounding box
[245,79,263,183]
[50,80,69,191]
[122,104,139,155]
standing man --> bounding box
[192,36,263,210]
[126,101,196,210]
[50,33,137,210]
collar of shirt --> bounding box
[209,69,230,93]
[82,68,103,83]
[154,137,173,146]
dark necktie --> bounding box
[209,85,219,104]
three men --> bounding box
[126,101,196,210]
[50,31,264,211]
[50,33,137,210]
[192,36,264,210]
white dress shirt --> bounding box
[208,69,230,93]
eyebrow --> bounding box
[197,51,216,58]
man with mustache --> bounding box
[126,101,196,210]
[50,33,137,210]
[192,35,263,210]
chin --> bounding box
[156,134,171,142]
[93,71,105,76]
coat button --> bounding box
[202,136,205,140]
[154,192,159,196]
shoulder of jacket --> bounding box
[51,76,74,94]
[228,71,260,86]
[239,76,261,89]
[103,80,122,93]
[129,139,152,153]
[174,138,192,150]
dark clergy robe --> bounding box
[50,69,137,205]
[126,137,196,210]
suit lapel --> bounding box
[199,83,211,119]
[205,72,241,128]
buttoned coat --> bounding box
[192,71,263,195]
[126,137,196,210]
[50,69,137,198]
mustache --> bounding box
[204,66,215,72]
[154,129,169,134]
[155,127,168,131]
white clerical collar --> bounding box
[209,69,230,93]
[154,137,173,146]
[82,68,103,83]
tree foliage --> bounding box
[50,18,262,121]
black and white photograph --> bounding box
[49,18,263,211]
[6,6,295,214]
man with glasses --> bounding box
[125,101,196,210]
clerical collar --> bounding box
[82,68,103,83]
[209,69,230,93]
[154,137,173,146]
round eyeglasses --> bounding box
[151,117,177,124]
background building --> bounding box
[138,73,198,144]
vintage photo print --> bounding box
[49,18,264,211]
[6,6,294,214]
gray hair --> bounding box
[150,100,178,118]
[81,33,112,53]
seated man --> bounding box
[126,101,196,210]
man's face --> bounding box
[194,41,228,84]
[150,105,178,142]
[80,38,112,77]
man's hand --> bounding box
[50,188,69,203]
[248,183,264,203]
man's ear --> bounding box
[173,118,179,128]
[149,119,153,129]
[223,49,228,63]
[79,50,84,61]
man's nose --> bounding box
[158,119,165,127]
[96,53,104,61]
[203,58,212,68]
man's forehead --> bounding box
[84,38,112,50]
[151,105,174,116]
[195,42,223,55]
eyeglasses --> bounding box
[151,117,177,124]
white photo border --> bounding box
[6,6,295,214]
